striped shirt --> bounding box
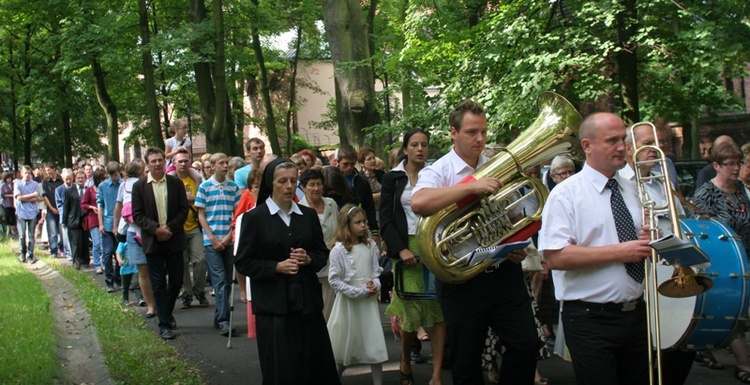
[195,176,240,246]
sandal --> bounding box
[737,368,750,384]
[399,368,414,385]
[694,350,724,370]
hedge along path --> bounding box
[25,260,115,385]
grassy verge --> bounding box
[0,239,58,384]
[50,259,205,385]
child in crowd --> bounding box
[115,233,142,306]
[165,118,202,185]
[327,204,388,385]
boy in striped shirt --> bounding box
[196,153,241,336]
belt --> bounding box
[564,298,644,312]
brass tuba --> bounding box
[415,92,583,283]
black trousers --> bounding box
[68,227,88,266]
[438,262,538,385]
[562,300,650,385]
[146,250,184,330]
[255,312,341,385]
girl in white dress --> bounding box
[327,204,388,384]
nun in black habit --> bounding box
[235,158,340,385]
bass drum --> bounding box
[654,218,749,350]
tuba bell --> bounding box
[415,92,583,283]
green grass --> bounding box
[0,240,58,385]
[51,260,205,385]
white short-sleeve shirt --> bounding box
[539,163,645,303]
[413,147,489,193]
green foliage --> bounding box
[365,0,750,156]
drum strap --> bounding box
[672,188,709,217]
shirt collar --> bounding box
[265,196,303,216]
[393,160,406,172]
[447,146,488,175]
[619,164,636,181]
[208,176,228,186]
[581,162,623,194]
[147,172,166,184]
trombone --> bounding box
[629,122,714,385]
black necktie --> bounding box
[79,186,84,197]
[606,178,644,283]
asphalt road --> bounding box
[87,265,741,385]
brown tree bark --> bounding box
[91,58,119,162]
[616,0,639,124]
[210,0,230,153]
[139,0,164,149]
[321,0,382,149]
[286,25,303,154]
[250,0,281,156]
[190,0,216,143]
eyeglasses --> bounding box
[553,170,574,177]
[719,161,745,168]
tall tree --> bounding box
[138,0,165,149]
[321,0,382,149]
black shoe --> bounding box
[28,257,36,264]
[197,295,209,307]
[180,299,192,309]
[105,280,114,293]
[170,317,177,330]
[411,352,425,364]
[160,328,175,340]
[123,299,130,306]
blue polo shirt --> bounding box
[14,179,39,220]
[195,177,240,246]
[96,177,122,232]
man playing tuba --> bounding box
[411,99,538,385]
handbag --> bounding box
[394,259,437,300]
[521,241,543,272]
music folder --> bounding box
[467,240,531,266]
[648,234,710,267]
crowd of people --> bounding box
[2,103,750,385]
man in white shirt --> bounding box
[411,100,538,385]
[539,112,652,384]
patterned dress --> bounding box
[692,180,750,254]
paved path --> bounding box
[17,236,746,384]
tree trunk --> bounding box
[689,117,701,160]
[209,0,233,154]
[232,76,246,152]
[139,0,164,149]
[60,82,73,167]
[322,0,382,150]
[616,0,639,124]
[250,0,281,156]
[91,58,119,162]
[286,25,303,153]
[190,0,216,139]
